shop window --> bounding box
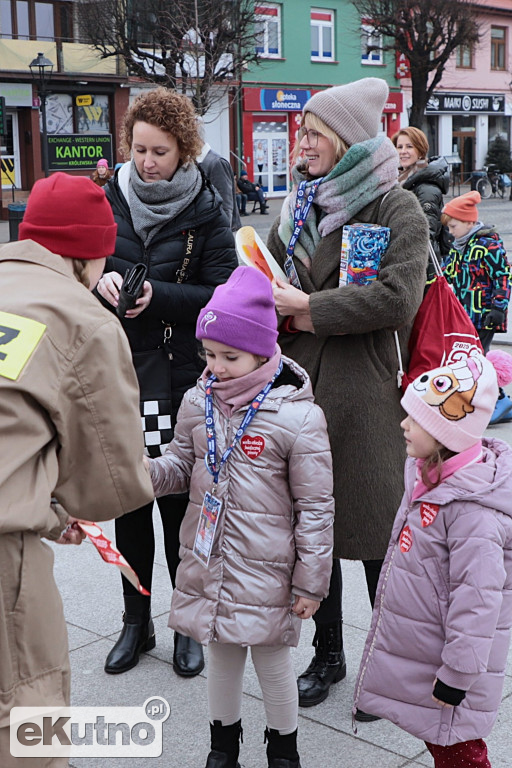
[255,3,281,58]
[361,21,382,65]
[456,43,473,69]
[77,94,110,134]
[311,8,334,61]
[44,92,110,134]
[488,116,510,147]
[491,26,506,71]
[0,0,72,41]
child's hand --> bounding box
[431,677,454,708]
[55,518,86,546]
[292,595,320,620]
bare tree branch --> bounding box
[352,0,480,130]
[77,0,262,115]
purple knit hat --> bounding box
[196,266,278,358]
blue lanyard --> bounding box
[204,360,283,488]
[286,178,323,258]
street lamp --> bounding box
[29,52,54,177]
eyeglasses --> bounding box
[297,127,324,147]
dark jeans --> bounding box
[115,493,188,597]
[236,192,247,214]
[247,188,266,209]
[314,558,383,626]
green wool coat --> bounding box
[267,186,429,560]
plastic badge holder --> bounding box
[116,262,148,318]
[235,226,288,283]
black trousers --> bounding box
[314,558,383,626]
[115,493,188,598]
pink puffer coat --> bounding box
[354,438,512,746]
[149,356,334,647]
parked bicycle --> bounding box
[474,165,509,199]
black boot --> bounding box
[173,631,205,677]
[264,727,301,768]
[205,719,242,768]
[297,621,346,707]
[104,595,155,674]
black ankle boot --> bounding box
[264,727,301,768]
[205,719,242,768]
[297,620,346,707]
[173,632,205,677]
[104,595,155,674]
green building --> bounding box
[240,0,402,196]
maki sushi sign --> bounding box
[47,134,113,170]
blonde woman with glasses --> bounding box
[267,79,429,718]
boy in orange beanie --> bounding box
[441,190,512,423]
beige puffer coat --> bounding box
[149,357,334,647]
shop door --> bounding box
[1,112,20,190]
[253,118,288,196]
[452,129,475,181]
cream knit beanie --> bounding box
[304,78,389,146]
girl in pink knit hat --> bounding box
[354,349,512,768]
[146,266,334,768]
[91,157,112,187]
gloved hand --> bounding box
[487,307,506,328]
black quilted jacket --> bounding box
[102,167,237,416]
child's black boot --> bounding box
[264,727,301,768]
[205,719,242,768]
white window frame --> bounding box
[311,8,334,62]
[361,21,383,65]
[255,3,281,59]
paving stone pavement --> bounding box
[5,190,512,766]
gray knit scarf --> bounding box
[128,159,202,247]
[278,136,398,267]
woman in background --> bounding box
[96,87,237,679]
[392,127,450,262]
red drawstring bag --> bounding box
[398,246,483,392]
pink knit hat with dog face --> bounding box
[401,352,499,452]
[196,266,278,358]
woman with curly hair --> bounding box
[96,87,237,678]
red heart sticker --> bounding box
[399,525,413,553]
[240,435,265,459]
[420,502,439,527]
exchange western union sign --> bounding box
[47,134,113,170]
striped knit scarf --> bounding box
[278,136,398,267]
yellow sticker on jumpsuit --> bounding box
[0,310,46,380]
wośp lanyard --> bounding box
[284,178,323,289]
[204,360,283,491]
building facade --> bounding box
[398,0,512,178]
[240,0,402,195]
[0,1,131,215]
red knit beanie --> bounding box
[19,172,117,260]
[442,190,481,223]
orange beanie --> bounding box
[442,191,481,222]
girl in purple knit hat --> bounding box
[146,265,334,768]
[354,349,512,768]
